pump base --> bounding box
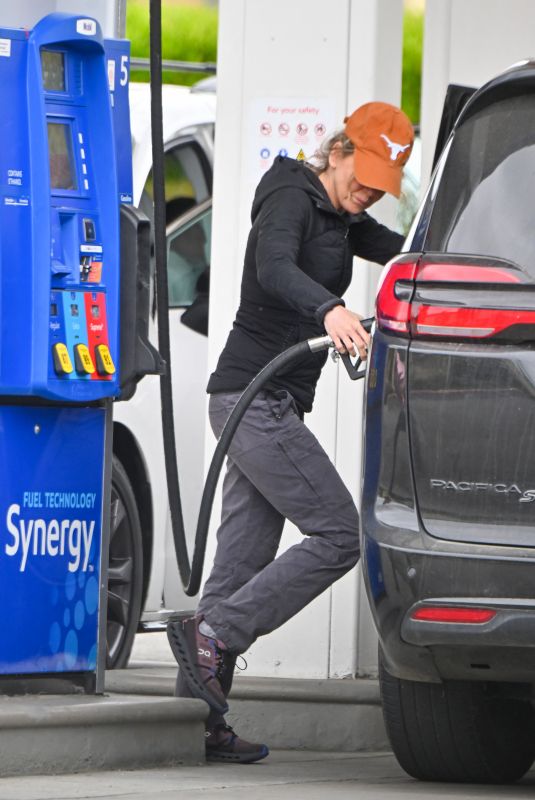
[0,692,206,777]
[0,672,95,695]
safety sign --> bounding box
[248,97,336,187]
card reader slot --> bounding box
[51,211,78,278]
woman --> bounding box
[169,101,414,763]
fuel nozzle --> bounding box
[307,334,334,353]
[307,317,374,354]
[309,317,374,381]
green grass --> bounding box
[126,2,218,86]
[402,8,424,124]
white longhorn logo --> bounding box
[380,133,411,161]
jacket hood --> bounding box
[251,157,334,222]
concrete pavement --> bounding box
[1,750,534,800]
[1,634,534,797]
[0,629,386,778]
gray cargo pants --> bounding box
[198,390,360,654]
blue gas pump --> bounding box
[0,13,156,693]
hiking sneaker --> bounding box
[167,616,228,715]
[205,723,269,764]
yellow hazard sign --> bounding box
[296,148,306,161]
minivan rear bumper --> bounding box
[364,536,535,684]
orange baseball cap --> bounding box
[344,102,414,198]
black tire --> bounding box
[106,455,144,669]
[379,647,535,783]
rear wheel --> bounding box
[106,456,143,669]
[379,647,535,783]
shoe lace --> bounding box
[213,723,237,746]
[236,655,248,672]
[213,642,226,680]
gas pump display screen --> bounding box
[41,50,65,92]
[47,122,78,191]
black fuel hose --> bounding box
[187,334,330,596]
[185,319,373,596]
[150,0,191,589]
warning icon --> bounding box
[296,148,306,161]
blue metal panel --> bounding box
[0,33,32,393]
[104,37,133,205]
[0,406,105,674]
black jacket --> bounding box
[207,157,403,413]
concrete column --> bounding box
[331,0,404,679]
[421,0,535,189]
[419,0,452,189]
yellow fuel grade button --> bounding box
[95,344,115,375]
[53,343,74,375]
[74,343,96,375]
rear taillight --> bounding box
[411,606,496,624]
[375,257,418,335]
[376,254,535,340]
[411,304,535,338]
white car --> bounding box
[107,82,216,667]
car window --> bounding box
[396,134,421,235]
[424,93,535,277]
[138,137,212,317]
[167,204,211,307]
[145,141,210,208]
[142,139,211,225]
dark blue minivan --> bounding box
[362,61,535,783]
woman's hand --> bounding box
[323,305,370,359]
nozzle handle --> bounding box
[340,317,374,381]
